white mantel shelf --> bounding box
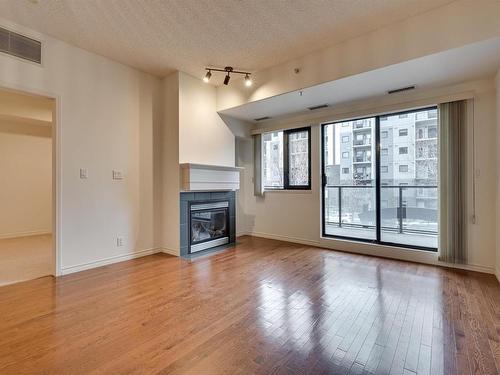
[180,163,244,192]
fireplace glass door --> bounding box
[190,201,229,253]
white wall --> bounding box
[237,78,498,274]
[217,0,500,111]
[0,122,52,238]
[158,72,180,255]
[179,72,235,167]
[0,18,161,274]
[496,70,500,281]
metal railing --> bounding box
[325,184,438,235]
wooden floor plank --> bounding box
[0,235,498,374]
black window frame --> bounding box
[320,106,438,252]
[263,126,311,191]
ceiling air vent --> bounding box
[254,116,271,122]
[0,26,42,64]
[387,85,415,95]
[308,104,329,111]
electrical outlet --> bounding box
[80,168,88,179]
[112,169,124,180]
[116,237,124,247]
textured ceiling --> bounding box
[1,0,453,79]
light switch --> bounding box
[80,168,88,179]
[112,170,124,180]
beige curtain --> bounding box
[438,100,468,264]
[253,134,264,196]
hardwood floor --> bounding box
[0,234,52,286]
[0,236,499,374]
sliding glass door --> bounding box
[322,107,438,250]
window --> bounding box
[428,127,437,138]
[342,152,349,159]
[322,106,438,250]
[342,135,349,143]
[262,127,311,190]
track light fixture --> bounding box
[244,74,252,87]
[203,66,252,87]
[203,70,212,83]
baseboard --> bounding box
[247,231,321,248]
[160,247,179,256]
[246,231,495,276]
[61,247,161,275]
[0,230,51,240]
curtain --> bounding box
[438,100,468,264]
[253,134,264,196]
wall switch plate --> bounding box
[80,168,88,179]
[116,237,124,247]
[112,170,124,180]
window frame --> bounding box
[320,106,438,252]
[262,126,311,191]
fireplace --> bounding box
[180,191,235,256]
[190,201,229,253]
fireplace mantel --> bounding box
[180,163,243,191]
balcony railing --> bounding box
[324,185,438,236]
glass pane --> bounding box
[288,130,309,186]
[323,119,377,240]
[262,131,283,188]
[379,108,438,248]
[191,209,227,243]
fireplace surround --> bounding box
[180,191,235,256]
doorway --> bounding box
[0,88,55,286]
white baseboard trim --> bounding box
[247,231,321,247]
[245,231,495,275]
[0,230,51,240]
[61,247,161,275]
[160,247,179,256]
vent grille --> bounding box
[0,27,42,64]
[387,85,415,94]
[254,116,270,121]
[308,104,328,111]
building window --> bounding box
[342,135,349,143]
[262,127,311,190]
[342,168,349,174]
[399,114,408,119]
[381,166,388,173]
[399,147,408,154]
[381,131,388,138]
[399,165,409,172]
[342,152,349,159]
[399,128,408,136]
[381,148,388,156]
[428,127,437,138]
